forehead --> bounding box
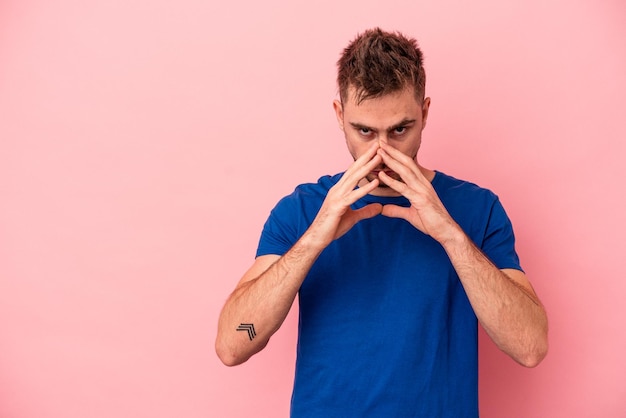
[342,86,421,126]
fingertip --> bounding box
[362,202,383,219]
[380,204,401,219]
[367,201,382,210]
[360,178,380,195]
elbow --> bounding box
[518,312,549,368]
[518,332,549,368]
[215,338,247,367]
[518,347,547,368]
[218,354,245,368]
[216,347,245,367]
[215,334,266,367]
[216,349,240,367]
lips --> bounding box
[372,169,396,177]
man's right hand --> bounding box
[304,141,383,250]
[216,142,383,366]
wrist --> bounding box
[437,223,469,251]
[296,229,329,256]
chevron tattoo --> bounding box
[236,323,256,341]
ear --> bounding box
[421,97,431,130]
[333,99,344,131]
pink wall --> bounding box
[1,0,625,416]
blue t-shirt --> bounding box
[257,171,522,417]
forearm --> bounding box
[216,233,323,366]
[216,147,384,366]
[442,228,548,367]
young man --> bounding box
[216,28,548,417]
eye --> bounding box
[393,126,407,135]
[359,127,372,136]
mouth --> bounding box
[366,169,400,189]
[371,168,398,179]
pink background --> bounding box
[1,0,625,417]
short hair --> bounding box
[337,28,426,105]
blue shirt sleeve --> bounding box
[256,195,300,257]
[481,197,523,272]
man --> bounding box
[216,28,548,417]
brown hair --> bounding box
[337,28,426,104]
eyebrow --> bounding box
[349,118,416,132]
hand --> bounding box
[377,141,461,243]
[307,142,383,249]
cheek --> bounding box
[345,137,368,161]
[392,135,422,158]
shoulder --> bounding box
[279,173,343,205]
[292,173,343,196]
[433,171,494,195]
[433,171,508,238]
[433,171,498,206]
[270,173,343,216]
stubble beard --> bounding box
[364,169,403,188]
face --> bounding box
[333,86,431,191]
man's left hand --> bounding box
[376,141,461,244]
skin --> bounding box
[333,88,433,194]
[215,86,548,368]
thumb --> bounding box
[353,203,383,221]
[334,203,383,240]
[381,204,409,220]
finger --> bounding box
[335,177,380,210]
[380,203,410,220]
[334,174,382,214]
[348,141,380,172]
[335,203,383,239]
[353,203,383,221]
[381,204,426,233]
[377,148,420,182]
[343,204,383,230]
[350,177,379,199]
[359,140,381,162]
[339,150,382,190]
[353,151,383,180]
[378,141,417,168]
[326,177,380,216]
[377,170,411,196]
[378,143,427,185]
[336,157,381,198]
[354,142,381,169]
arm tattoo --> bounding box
[236,323,256,341]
